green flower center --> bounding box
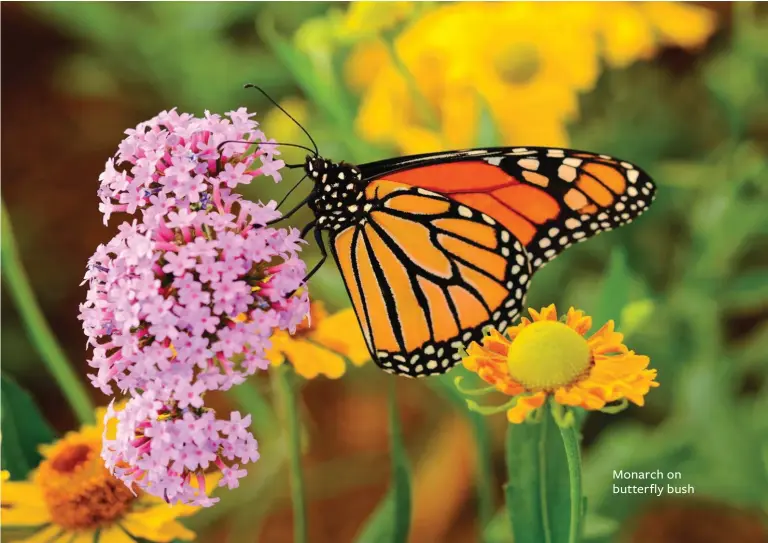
[495,43,541,84]
[506,321,591,390]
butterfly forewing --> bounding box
[359,147,656,272]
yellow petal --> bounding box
[344,41,391,92]
[311,308,371,366]
[121,516,196,543]
[289,340,348,379]
[641,2,716,49]
[506,392,547,424]
[598,4,656,68]
[100,525,141,543]
[1,504,51,527]
[2,480,45,507]
[19,525,67,543]
[70,530,99,543]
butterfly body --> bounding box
[300,147,656,378]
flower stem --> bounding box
[1,201,94,424]
[275,364,307,543]
[557,408,583,543]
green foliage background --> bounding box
[1,2,767,543]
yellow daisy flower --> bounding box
[459,304,658,424]
[267,302,370,379]
[0,408,216,543]
[339,1,716,154]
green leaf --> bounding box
[1,374,56,479]
[354,382,412,543]
[593,247,632,330]
[504,403,570,543]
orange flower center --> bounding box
[35,436,136,530]
[506,320,591,390]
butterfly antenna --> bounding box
[244,84,319,157]
[216,139,316,157]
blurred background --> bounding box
[2,2,767,542]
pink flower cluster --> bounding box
[102,394,258,505]
[80,108,308,505]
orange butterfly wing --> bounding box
[330,180,529,377]
[374,147,655,271]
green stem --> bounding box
[538,403,554,543]
[557,408,583,543]
[1,201,94,424]
[276,364,307,543]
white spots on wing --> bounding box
[458,205,473,218]
[501,231,510,243]
[485,156,503,166]
[547,149,565,158]
[558,165,577,182]
[563,157,583,167]
[518,158,539,171]
[627,170,639,184]
[539,238,551,248]
[565,218,581,229]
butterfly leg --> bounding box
[265,195,311,226]
[301,223,327,284]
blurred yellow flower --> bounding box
[1,408,214,543]
[458,304,658,424]
[330,1,717,154]
[268,302,370,379]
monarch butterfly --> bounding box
[252,87,656,378]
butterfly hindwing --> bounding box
[329,180,530,377]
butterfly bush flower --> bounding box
[102,396,257,506]
[80,108,309,505]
